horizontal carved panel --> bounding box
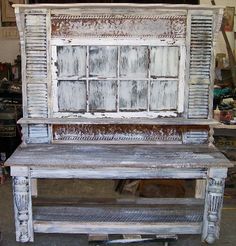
[51,15,186,38]
[53,124,209,144]
[53,124,182,142]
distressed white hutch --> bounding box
[6,3,233,244]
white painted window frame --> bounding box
[51,38,186,118]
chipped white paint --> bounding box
[51,14,187,39]
[52,111,178,119]
[51,38,185,46]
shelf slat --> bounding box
[18,117,219,126]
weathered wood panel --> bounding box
[18,117,219,126]
[183,130,209,144]
[89,46,117,78]
[58,81,86,112]
[51,14,186,38]
[57,46,86,78]
[89,80,117,111]
[120,46,148,78]
[28,124,48,143]
[150,80,178,110]
[5,144,232,168]
[119,80,148,111]
[34,221,201,235]
[31,197,204,206]
[30,168,207,179]
[150,46,179,78]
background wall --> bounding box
[0,39,20,64]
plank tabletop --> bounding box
[5,144,232,168]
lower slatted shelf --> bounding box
[33,205,203,235]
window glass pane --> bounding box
[89,80,117,111]
[57,46,86,78]
[150,46,179,78]
[58,80,86,112]
[150,80,178,110]
[119,80,148,111]
[89,46,117,78]
[120,46,148,78]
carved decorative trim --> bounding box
[53,124,182,142]
[51,14,186,20]
[205,178,225,244]
[13,177,31,242]
[51,14,186,38]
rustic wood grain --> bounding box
[6,144,232,168]
[18,117,219,125]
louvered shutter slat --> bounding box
[188,15,213,119]
[25,12,49,142]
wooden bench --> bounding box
[6,3,233,244]
[6,143,232,243]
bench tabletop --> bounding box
[5,144,232,169]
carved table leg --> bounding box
[202,168,227,244]
[13,176,34,242]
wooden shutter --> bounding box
[188,15,213,119]
[24,11,49,142]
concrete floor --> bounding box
[0,179,236,246]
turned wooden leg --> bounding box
[13,175,34,242]
[202,168,227,244]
